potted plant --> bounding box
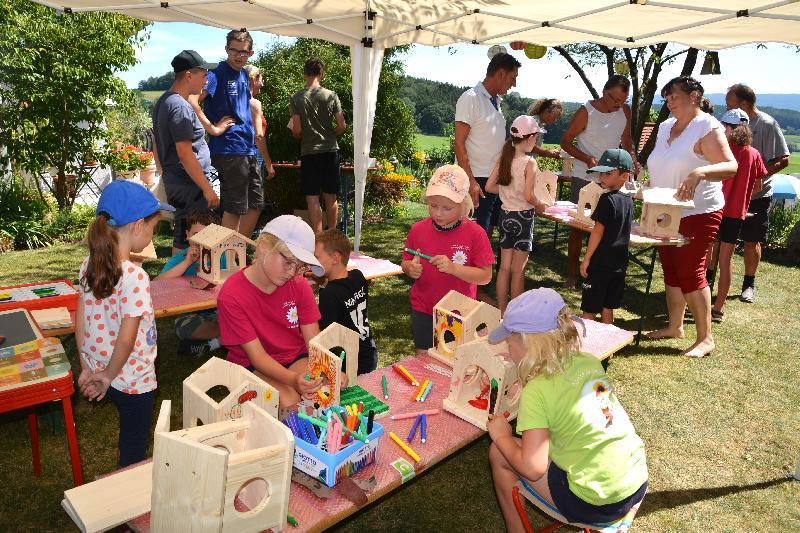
[108,143,153,183]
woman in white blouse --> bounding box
[646,76,738,358]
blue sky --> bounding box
[120,22,800,102]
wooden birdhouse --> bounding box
[534,170,558,206]
[428,290,501,367]
[151,400,294,533]
[307,323,359,408]
[183,357,279,429]
[443,338,521,430]
[559,150,575,177]
[189,224,254,285]
[639,187,694,239]
[570,180,605,224]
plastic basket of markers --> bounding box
[285,406,384,487]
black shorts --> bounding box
[301,151,340,196]
[498,208,536,251]
[570,176,592,204]
[212,155,264,215]
[581,270,625,314]
[739,196,771,244]
[411,310,433,350]
[717,216,744,244]
[162,178,210,249]
[547,462,647,524]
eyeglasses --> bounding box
[277,251,308,275]
[227,47,252,57]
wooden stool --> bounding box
[512,478,642,533]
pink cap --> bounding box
[510,115,546,138]
[426,165,469,204]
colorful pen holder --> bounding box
[293,421,384,487]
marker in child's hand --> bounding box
[404,248,432,261]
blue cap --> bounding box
[96,180,175,227]
[488,288,566,343]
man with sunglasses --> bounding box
[190,29,273,240]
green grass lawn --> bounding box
[414,133,449,152]
[1,207,799,531]
[786,152,800,174]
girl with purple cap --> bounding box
[76,180,175,467]
[486,115,553,314]
[486,288,648,530]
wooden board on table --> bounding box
[31,307,72,330]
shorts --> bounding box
[473,176,502,234]
[740,196,771,244]
[212,155,264,215]
[355,342,378,375]
[498,208,536,251]
[547,462,647,524]
[162,178,211,249]
[411,310,433,350]
[570,176,592,204]
[301,151,340,196]
[245,352,307,371]
[717,216,744,244]
[581,270,625,313]
[174,311,218,340]
[658,210,722,294]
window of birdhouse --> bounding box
[656,213,672,228]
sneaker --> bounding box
[178,339,211,357]
[711,308,724,323]
[740,286,755,303]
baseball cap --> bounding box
[510,115,546,138]
[587,148,633,174]
[488,288,566,343]
[96,180,175,227]
[426,164,469,204]
[171,50,217,73]
[260,215,325,276]
[720,108,749,126]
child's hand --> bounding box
[187,243,200,264]
[407,253,423,279]
[82,371,112,401]
[296,372,321,398]
[580,258,590,279]
[430,255,455,275]
[487,413,512,441]
[340,372,349,389]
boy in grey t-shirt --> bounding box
[290,58,347,234]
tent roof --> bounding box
[34,0,800,50]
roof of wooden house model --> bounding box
[188,224,256,248]
[641,187,695,209]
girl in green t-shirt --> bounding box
[486,288,647,530]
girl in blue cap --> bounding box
[486,288,647,530]
[76,181,174,467]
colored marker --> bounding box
[414,379,429,402]
[367,410,374,434]
[381,373,389,399]
[404,247,433,261]
[421,414,427,443]
[297,411,328,431]
[287,513,299,527]
[389,431,421,463]
[420,380,433,402]
[390,409,441,420]
[489,378,499,414]
[393,363,419,386]
[407,414,423,442]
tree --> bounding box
[138,71,175,91]
[0,0,149,209]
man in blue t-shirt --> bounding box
[189,29,272,240]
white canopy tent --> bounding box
[31,0,800,248]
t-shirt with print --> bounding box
[723,143,767,219]
[516,352,648,506]
[402,217,495,315]
[318,269,377,374]
[589,189,633,275]
[289,87,343,156]
[217,268,321,367]
[152,91,212,187]
[203,61,255,156]
[78,259,157,394]
[749,110,790,199]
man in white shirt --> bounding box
[454,53,521,236]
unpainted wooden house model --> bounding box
[571,180,605,224]
[189,224,255,285]
[534,170,558,206]
[639,187,694,239]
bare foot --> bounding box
[683,337,715,358]
[645,327,685,340]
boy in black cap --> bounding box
[152,50,231,252]
[579,149,634,324]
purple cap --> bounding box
[488,288,566,343]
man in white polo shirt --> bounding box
[454,53,521,236]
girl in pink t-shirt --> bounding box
[402,165,495,356]
[76,181,174,467]
[217,215,328,408]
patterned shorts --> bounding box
[498,208,535,251]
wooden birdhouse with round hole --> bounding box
[639,187,694,239]
[189,224,255,285]
[570,180,605,224]
[428,290,501,367]
[534,170,558,206]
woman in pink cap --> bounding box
[486,115,554,314]
[401,165,495,356]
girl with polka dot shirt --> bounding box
[75,181,174,467]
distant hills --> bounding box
[705,93,800,113]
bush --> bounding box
[364,172,412,219]
[0,176,51,250]
[767,201,800,247]
[45,204,95,244]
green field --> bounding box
[137,90,162,103]
[787,153,800,174]
[414,134,449,152]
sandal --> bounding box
[711,308,724,323]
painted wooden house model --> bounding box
[428,290,501,367]
[189,224,254,285]
[639,187,694,239]
[307,323,359,408]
